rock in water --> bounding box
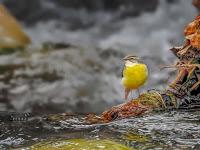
[0,4,30,48]
[20,139,132,150]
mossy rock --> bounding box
[20,139,132,150]
[0,47,23,55]
[122,133,150,143]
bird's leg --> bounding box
[137,88,140,97]
[125,88,131,100]
[130,90,133,100]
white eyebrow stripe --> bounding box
[125,61,138,67]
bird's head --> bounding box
[123,55,140,64]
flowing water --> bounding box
[0,110,200,149]
[0,0,200,149]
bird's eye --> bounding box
[110,111,119,121]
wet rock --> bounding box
[194,144,200,149]
[53,0,159,12]
[98,48,124,60]
[15,72,62,83]
[3,0,159,25]
[42,42,73,51]
[166,0,177,4]
[29,102,69,114]
[0,64,25,74]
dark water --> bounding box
[0,110,200,149]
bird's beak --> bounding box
[122,56,128,60]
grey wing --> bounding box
[121,64,125,78]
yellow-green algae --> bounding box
[122,133,150,143]
[18,139,132,150]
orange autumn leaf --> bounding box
[184,21,199,37]
[184,15,200,49]
[190,32,200,49]
[0,4,31,48]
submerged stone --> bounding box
[21,139,132,150]
[122,133,150,143]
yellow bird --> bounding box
[122,55,148,100]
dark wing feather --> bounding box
[121,64,125,78]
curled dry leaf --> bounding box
[101,100,149,123]
[184,16,200,49]
[184,20,198,37]
[190,32,200,49]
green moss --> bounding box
[0,47,24,55]
[122,133,150,143]
[22,139,132,150]
[15,72,62,82]
[41,42,72,53]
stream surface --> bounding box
[0,110,200,149]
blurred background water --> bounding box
[0,0,197,114]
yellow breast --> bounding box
[122,63,148,89]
